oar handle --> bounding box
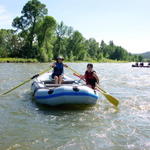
[31,74,39,79]
[0,67,52,96]
[96,83,107,93]
[67,66,80,75]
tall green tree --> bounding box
[12,0,48,58]
[67,31,87,60]
[0,29,15,57]
[36,16,56,61]
[85,38,100,60]
[100,40,108,58]
[53,21,69,59]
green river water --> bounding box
[0,63,150,150]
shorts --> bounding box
[51,73,62,79]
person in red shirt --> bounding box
[81,64,99,89]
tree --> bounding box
[109,40,114,46]
[100,40,107,57]
[110,46,126,60]
[138,55,143,62]
[36,16,56,61]
[53,21,69,59]
[86,38,100,60]
[12,0,48,58]
[67,31,87,60]
[36,16,56,47]
[0,29,16,57]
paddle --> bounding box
[0,67,51,96]
[67,66,119,107]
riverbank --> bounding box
[0,58,128,63]
[0,58,38,63]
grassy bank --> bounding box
[0,58,38,63]
[0,57,128,63]
[66,58,128,63]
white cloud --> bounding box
[0,5,13,29]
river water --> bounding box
[0,63,150,150]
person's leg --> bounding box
[58,75,63,84]
[54,76,59,84]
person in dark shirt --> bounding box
[140,62,144,67]
[135,62,139,66]
[51,56,67,84]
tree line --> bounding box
[0,0,143,62]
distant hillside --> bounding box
[140,51,150,59]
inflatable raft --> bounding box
[31,72,100,106]
[132,65,150,68]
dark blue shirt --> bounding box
[53,62,64,76]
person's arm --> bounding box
[73,73,85,79]
[50,63,56,68]
[93,72,99,84]
[63,64,68,67]
[81,74,85,80]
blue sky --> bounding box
[0,0,150,53]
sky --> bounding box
[0,0,150,53]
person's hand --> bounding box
[64,64,68,67]
[80,75,84,79]
[50,63,55,68]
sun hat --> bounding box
[56,56,64,60]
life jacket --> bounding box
[85,70,97,88]
[53,62,64,75]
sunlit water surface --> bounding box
[0,63,150,150]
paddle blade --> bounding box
[102,92,119,107]
[96,84,119,107]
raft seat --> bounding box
[45,84,75,87]
[43,80,75,87]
